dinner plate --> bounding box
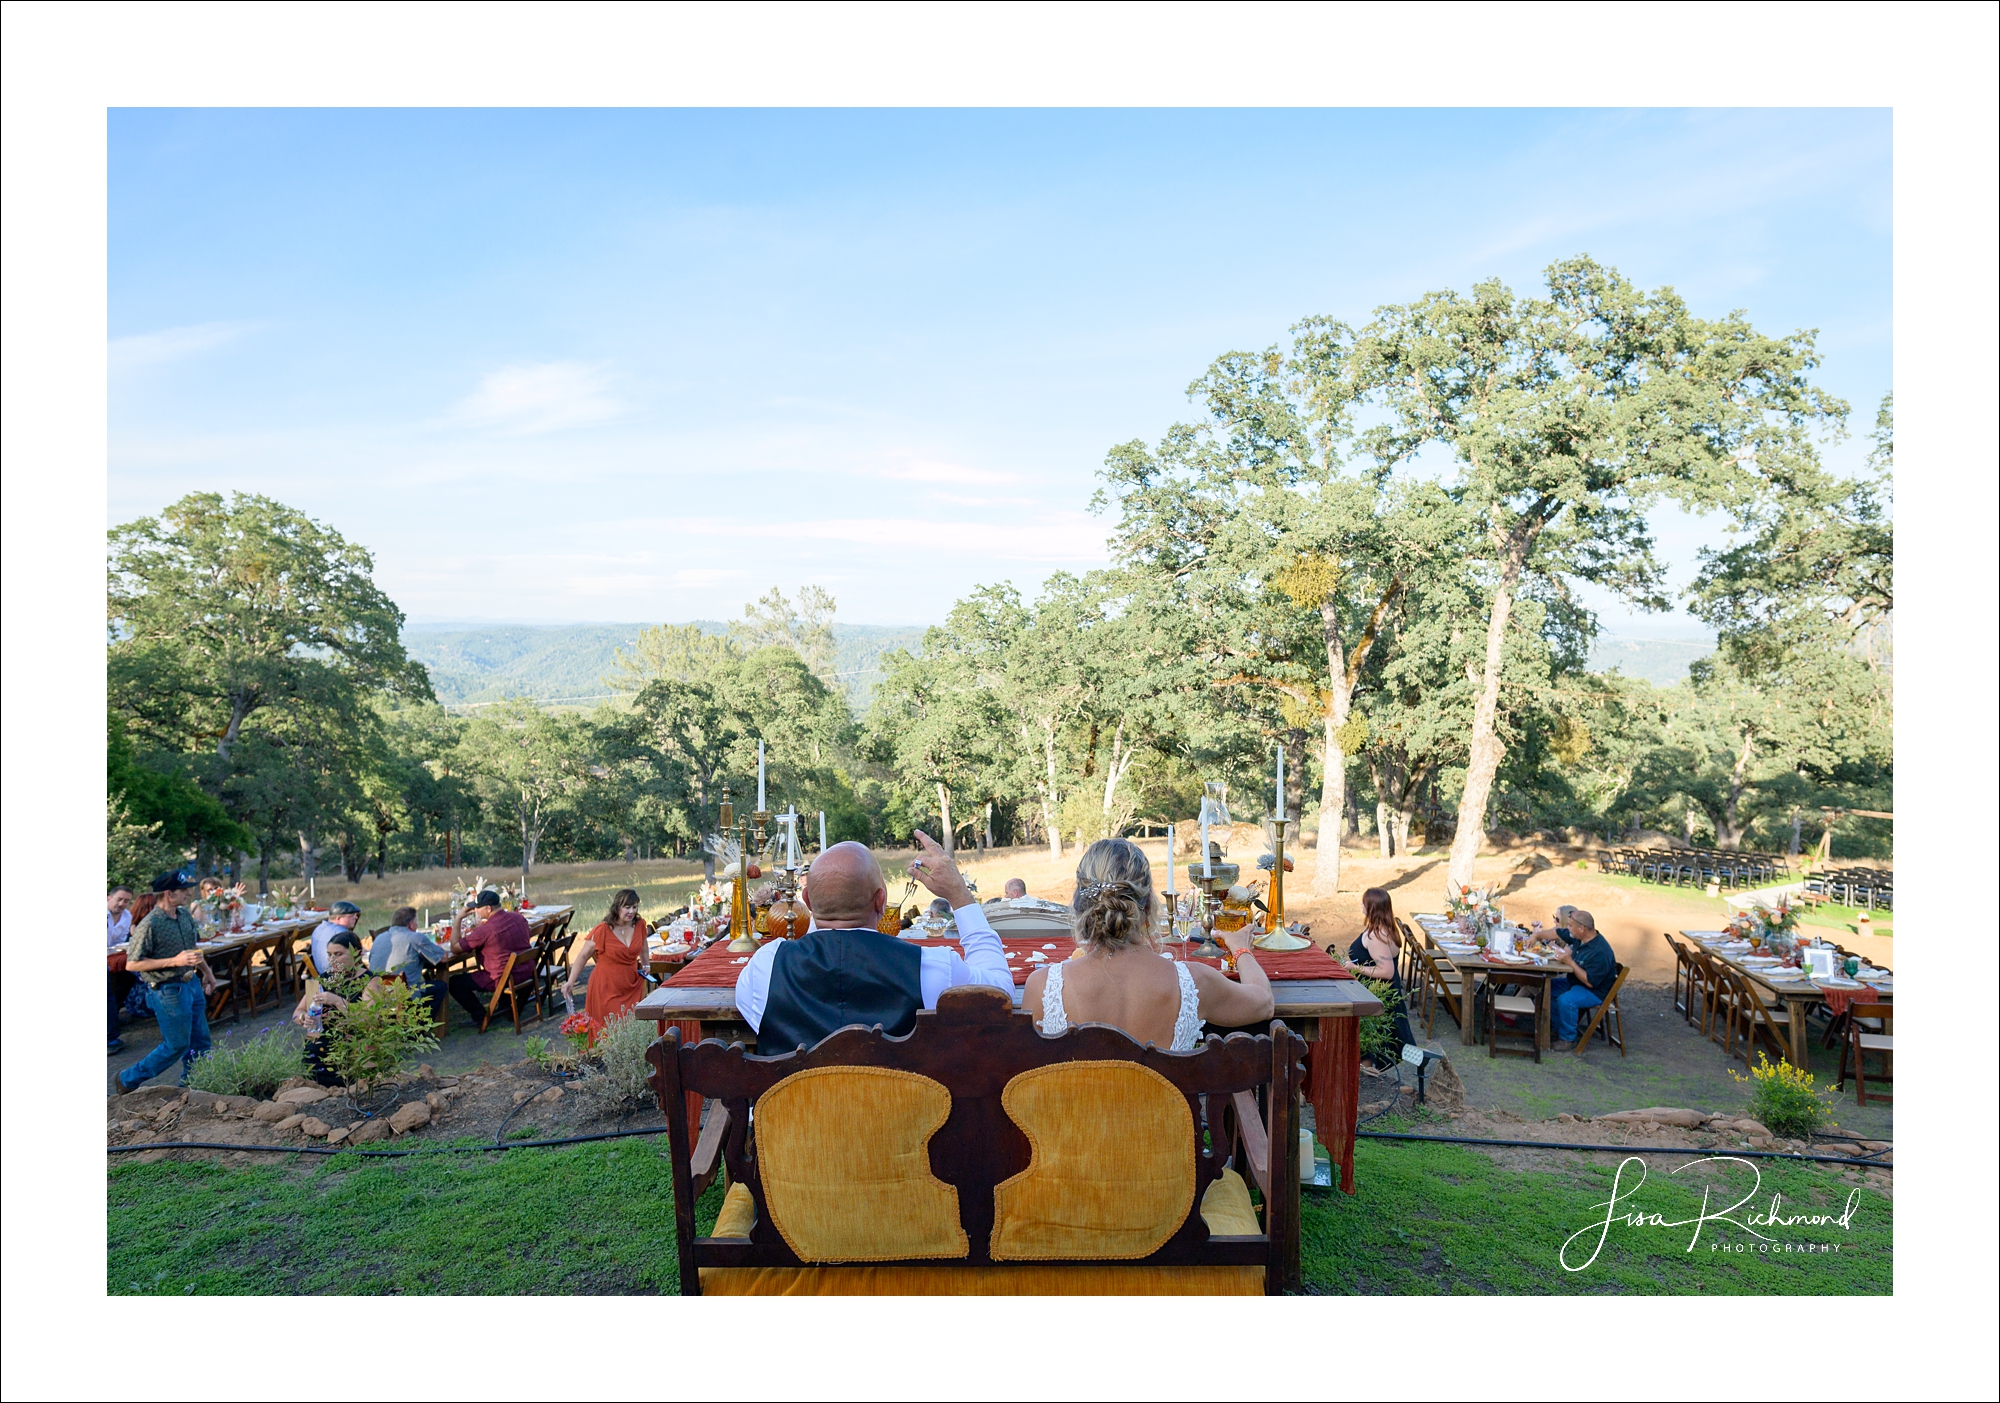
[1253,931,1313,951]
[1818,977,1862,988]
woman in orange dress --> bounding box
[565,888,652,1028]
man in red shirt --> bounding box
[447,890,536,1025]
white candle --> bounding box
[787,808,800,867]
[819,810,827,852]
[1276,745,1286,822]
[757,740,766,810]
[1201,807,1212,879]
[1165,823,1175,893]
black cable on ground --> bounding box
[1355,1129,1892,1168]
[108,1125,673,1160]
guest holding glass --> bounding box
[115,873,221,1091]
[446,889,535,1025]
[1024,838,1272,1050]
[564,888,652,1026]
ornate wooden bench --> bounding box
[649,984,1307,1294]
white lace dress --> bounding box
[1038,959,1203,1051]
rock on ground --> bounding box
[388,1102,432,1134]
[299,1118,332,1138]
[275,1086,330,1107]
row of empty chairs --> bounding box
[1804,867,1893,910]
[1604,847,1791,889]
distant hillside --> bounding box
[406,620,928,711]
[1585,635,1714,686]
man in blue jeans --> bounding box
[116,873,221,1091]
[1530,906,1616,1051]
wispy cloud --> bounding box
[869,458,1018,486]
[454,362,627,435]
[109,322,257,372]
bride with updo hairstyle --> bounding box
[1024,838,1273,1051]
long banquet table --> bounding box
[634,933,1383,1193]
[1681,929,1893,1068]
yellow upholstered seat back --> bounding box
[990,1060,1196,1260]
[752,1065,969,1263]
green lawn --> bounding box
[109,1130,1890,1295]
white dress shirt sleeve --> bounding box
[918,901,1017,1009]
[734,940,783,1032]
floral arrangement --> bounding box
[1752,897,1799,935]
[1444,882,1500,934]
[559,1012,597,1056]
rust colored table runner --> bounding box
[665,934,1354,988]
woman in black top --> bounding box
[1341,886,1417,1057]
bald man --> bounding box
[736,831,1014,1055]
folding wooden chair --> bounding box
[535,914,576,1011]
[1662,932,1698,1023]
[1837,1002,1892,1105]
[1482,980,1542,1062]
[1572,963,1629,1056]
[1411,944,1467,1040]
[1717,967,1790,1066]
[480,950,544,1034]
[237,932,286,1015]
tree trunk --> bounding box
[216,693,252,762]
[1721,727,1754,849]
[256,843,271,896]
[1787,806,1802,856]
[1448,514,1544,887]
[298,831,317,882]
[1313,708,1348,896]
[937,782,955,857]
[1377,801,1393,858]
[1042,723,1062,860]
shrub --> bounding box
[1731,1052,1832,1139]
[323,979,440,1087]
[1356,977,1406,1063]
[522,1036,553,1069]
[185,1026,305,1099]
[575,1013,658,1113]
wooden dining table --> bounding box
[1414,918,1573,1051]
[1681,929,1893,1068]
[633,936,1383,1193]
[112,911,328,1022]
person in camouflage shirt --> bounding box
[116,873,221,1091]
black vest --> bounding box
[757,927,924,1057]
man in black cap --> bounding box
[446,890,535,1025]
[310,900,364,974]
[116,873,220,1091]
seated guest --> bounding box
[108,885,134,1054]
[116,873,222,1091]
[1024,838,1272,1050]
[293,930,377,1085]
[736,832,1012,1055]
[1003,878,1028,901]
[565,888,652,1027]
[926,896,953,920]
[1338,886,1416,1055]
[1528,906,1617,1050]
[367,905,449,1015]
[446,890,535,1026]
[309,900,363,973]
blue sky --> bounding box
[108,108,1890,631]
